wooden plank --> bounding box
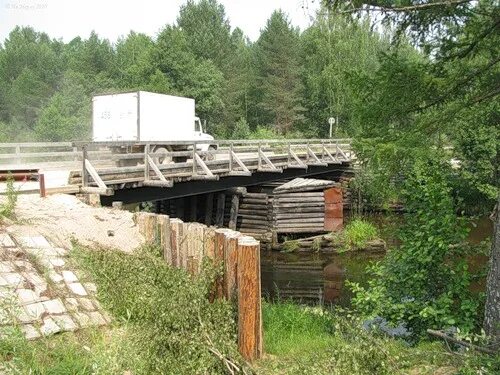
[237,236,262,361]
[79,187,114,196]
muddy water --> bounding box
[260,215,493,305]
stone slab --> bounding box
[68,283,87,296]
[43,299,66,314]
[0,233,16,247]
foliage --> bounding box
[342,219,379,250]
[71,243,246,374]
[349,155,481,335]
[231,117,250,139]
[259,301,498,374]
[253,11,304,134]
[0,176,18,220]
[0,326,148,374]
[281,240,300,253]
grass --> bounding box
[330,218,379,252]
[258,301,500,375]
[0,176,18,221]
[1,243,248,374]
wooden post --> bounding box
[203,226,216,260]
[215,193,225,227]
[82,145,88,187]
[224,231,240,300]
[190,195,198,222]
[215,228,230,299]
[135,212,159,245]
[205,193,214,225]
[237,236,262,361]
[39,173,46,198]
[228,194,240,230]
[170,218,184,268]
[157,214,171,264]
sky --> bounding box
[0,0,321,43]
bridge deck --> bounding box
[0,139,353,199]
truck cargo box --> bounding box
[92,91,196,142]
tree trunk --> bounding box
[484,192,500,344]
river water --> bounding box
[260,214,493,305]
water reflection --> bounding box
[261,251,384,306]
[261,215,493,306]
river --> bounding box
[260,214,493,305]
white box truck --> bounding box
[92,91,215,165]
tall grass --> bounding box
[332,218,379,251]
[0,176,18,221]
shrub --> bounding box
[349,155,480,336]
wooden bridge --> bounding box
[0,139,353,202]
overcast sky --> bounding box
[0,0,320,43]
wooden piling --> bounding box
[237,236,262,361]
[205,193,214,225]
[135,212,158,245]
[190,195,198,222]
[228,195,240,230]
[224,231,240,300]
[215,193,226,227]
[157,214,171,264]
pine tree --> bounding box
[254,10,304,134]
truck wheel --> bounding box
[153,147,173,165]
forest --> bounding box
[0,0,498,373]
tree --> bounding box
[153,26,224,124]
[330,0,499,342]
[35,71,90,141]
[177,0,233,70]
[301,9,389,137]
[254,10,304,134]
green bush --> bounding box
[349,155,480,336]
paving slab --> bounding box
[53,314,78,331]
[0,233,16,247]
[2,273,23,287]
[21,324,41,340]
[78,298,95,311]
[49,257,65,267]
[0,262,15,273]
[17,289,41,305]
[88,311,107,326]
[23,302,46,320]
[40,317,61,336]
[62,270,78,283]
[43,299,66,314]
[67,282,87,296]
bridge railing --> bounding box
[0,142,83,170]
[73,139,353,195]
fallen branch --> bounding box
[427,329,498,355]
